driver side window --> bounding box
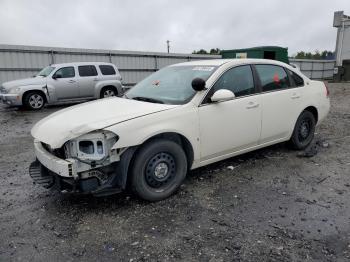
[212,65,255,97]
[53,67,75,78]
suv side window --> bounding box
[212,65,255,97]
[99,65,116,75]
[78,65,98,77]
[288,69,304,87]
[53,67,75,78]
[255,65,291,92]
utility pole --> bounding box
[166,40,170,53]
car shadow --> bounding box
[48,142,290,211]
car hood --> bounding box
[31,97,178,148]
[2,77,46,89]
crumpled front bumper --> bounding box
[33,139,77,178]
[30,140,122,196]
[0,93,22,106]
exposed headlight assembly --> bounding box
[64,131,118,163]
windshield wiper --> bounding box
[131,96,164,104]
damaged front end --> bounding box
[29,131,133,197]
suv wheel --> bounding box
[100,87,117,98]
[131,139,187,201]
[24,91,45,110]
[289,110,316,150]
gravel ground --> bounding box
[0,83,349,262]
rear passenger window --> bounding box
[288,70,304,87]
[255,65,291,92]
[99,65,116,75]
[212,65,255,97]
[78,65,98,77]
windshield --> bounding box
[126,65,218,105]
[36,66,55,77]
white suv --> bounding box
[0,62,122,110]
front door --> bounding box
[49,66,79,100]
[198,65,262,162]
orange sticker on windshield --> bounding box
[273,73,280,83]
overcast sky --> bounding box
[0,0,348,56]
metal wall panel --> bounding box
[289,59,335,79]
[0,44,334,86]
[0,44,220,86]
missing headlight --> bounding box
[79,141,94,154]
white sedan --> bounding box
[30,59,330,201]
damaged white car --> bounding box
[30,59,330,201]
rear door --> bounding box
[77,65,99,98]
[254,64,303,144]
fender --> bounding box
[94,80,122,98]
[105,105,201,168]
[20,84,51,102]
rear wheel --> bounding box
[23,91,45,110]
[100,87,117,98]
[289,110,316,150]
[131,139,187,201]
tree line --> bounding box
[192,48,335,60]
[293,50,334,60]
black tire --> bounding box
[100,86,117,98]
[23,91,45,110]
[131,139,187,201]
[289,110,316,150]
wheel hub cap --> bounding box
[145,152,176,188]
[300,122,309,138]
[104,90,115,97]
[154,162,169,179]
[29,94,43,108]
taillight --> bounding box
[324,82,330,97]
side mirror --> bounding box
[52,74,62,80]
[191,78,206,91]
[211,89,235,103]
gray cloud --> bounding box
[0,0,348,56]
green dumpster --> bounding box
[221,46,289,64]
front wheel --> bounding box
[23,91,45,110]
[131,139,187,201]
[289,110,316,150]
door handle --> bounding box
[291,93,300,99]
[68,80,76,83]
[246,101,259,109]
[93,78,99,81]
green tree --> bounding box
[293,50,334,60]
[192,48,220,55]
[209,48,220,54]
[192,49,208,54]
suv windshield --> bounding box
[126,65,218,105]
[37,66,55,77]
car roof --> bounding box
[171,58,291,68]
[50,62,115,67]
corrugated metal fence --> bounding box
[0,44,220,86]
[0,45,335,86]
[289,59,335,80]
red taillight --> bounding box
[324,82,330,97]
